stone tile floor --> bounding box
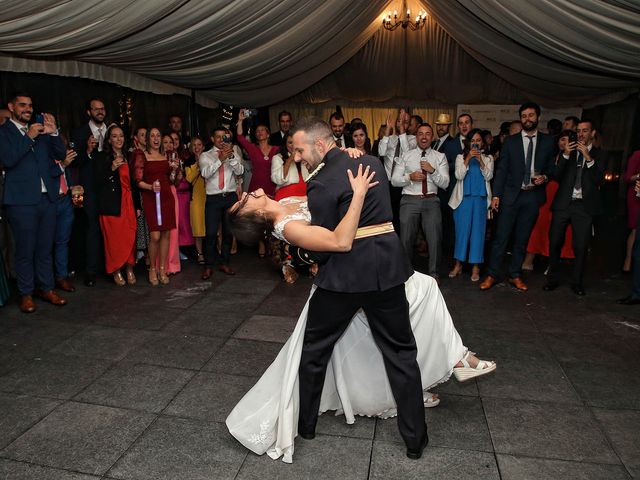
[0,251,638,479]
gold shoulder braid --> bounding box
[305,162,325,183]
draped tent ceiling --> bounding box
[0,0,638,109]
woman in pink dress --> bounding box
[170,132,194,252]
[161,134,182,275]
[236,108,278,257]
[623,150,640,272]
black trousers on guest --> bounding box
[487,190,540,280]
[547,200,592,288]
[298,285,427,450]
[204,192,237,267]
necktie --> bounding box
[97,129,104,152]
[421,150,428,195]
[218,162,225,190]
[574,152,583,193]
[335,137,342,148]
[20,126,28,135]
[433,139,440,151]
[523,135,535,186]
[391,139,401,176]
[57,161,68,195]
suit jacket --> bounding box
[306,148,413,293]
[492,132,555,207]
[433,135,456,154]
[93,150,140,216]
[442,135,464,194]
[0,121,65,206]
[70,124,99,209]
[551,147,605,215]
[269,131,287,148]
[333,135,354,148]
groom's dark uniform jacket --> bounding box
[306,148,412,292]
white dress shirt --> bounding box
[391,147,449,196]
[11,118,47,193]
[271,154,309,187]
[378,133,418,179]
[333,134,347,147]
[520,129,538,187]
[563,143,594,199]
[199,145,244,195]
[89,121,107,152]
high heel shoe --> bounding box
[448,265,462,278]
[148,268,159,286]
[113,271,125,286]
[471,266,480,282]
[196,251,205,265]
[453,351,496,382]
[126,269,136,285]
[158,267,170,285]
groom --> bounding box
[291,117,428,459]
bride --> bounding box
[225,165,495,463]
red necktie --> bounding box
[218,162,225,190]
[56,161,68,195]
[421,150,428,196]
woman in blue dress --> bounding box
[448,129,494,281]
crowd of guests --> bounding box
[0,93,639,313]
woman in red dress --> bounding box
[134,128,177,285]
[95,125,137,286]
[623,150,640,272]
[523,131,574,271]
[236,108,278,257]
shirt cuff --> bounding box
[585,160,595,168]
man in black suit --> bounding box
[70,97,107,286]
[543,120,605,296]
[0,93,68,312]
[618,181,640,305]
[480,103,555,292]
[292,117,427,459]
[269,110,292,147]
[329,112,354,148]
[168,114,190,150]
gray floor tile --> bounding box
[214,277,278,296]
[0,321,85,357]
[315,410,376,439]
[50,326,156,361]
[0,393,62,450]
[237,434,371,480]
[432,377,479,397]
[121,333,224,370]
[75,364,195,413]
[483,397,620,464]
[108,416,246,480]
[1,402,155,476]
[497,454,631,480]
[451,307,537,333]
[163,310,248,338]
[164,372,255,422]
[562,362,640,409]
[370,441,500,479]
[459,328,554,361]
[375,395,492,451]
[0,354,112,399]
[0,458,101,479]
[593,408,640,477]
[202,338,283,376]
[543,333,635,366]
[254,293,309,317]
[232,315,298,344]
[477,355,581,404]
[91,306,178,331]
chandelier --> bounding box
[383,1,427,31]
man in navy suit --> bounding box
[70,97,107,286]
[0,93,68,312]
[480,102,555,292]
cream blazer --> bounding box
[448,153,494,210]
[271,153,310,187]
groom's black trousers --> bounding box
[298,284,427,449]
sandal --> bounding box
[448,263,462,278]
[471,266,480,282]
[453,351,496,382]
[126,268,136,285]
[282,263,298,284]
[148,268,159,286]
[423,391,440,408]
[196,252,205,265]
[158,267,170,285]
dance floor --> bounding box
[0,248,638,479]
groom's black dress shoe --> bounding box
[406,430,429,460]
[298,426,315,440]
[617,295,640,305]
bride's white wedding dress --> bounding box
[226,199,467,463]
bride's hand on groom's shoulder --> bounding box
[348,164,379,196]
[342,147,363,159]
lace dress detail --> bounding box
[272,198,311,242]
